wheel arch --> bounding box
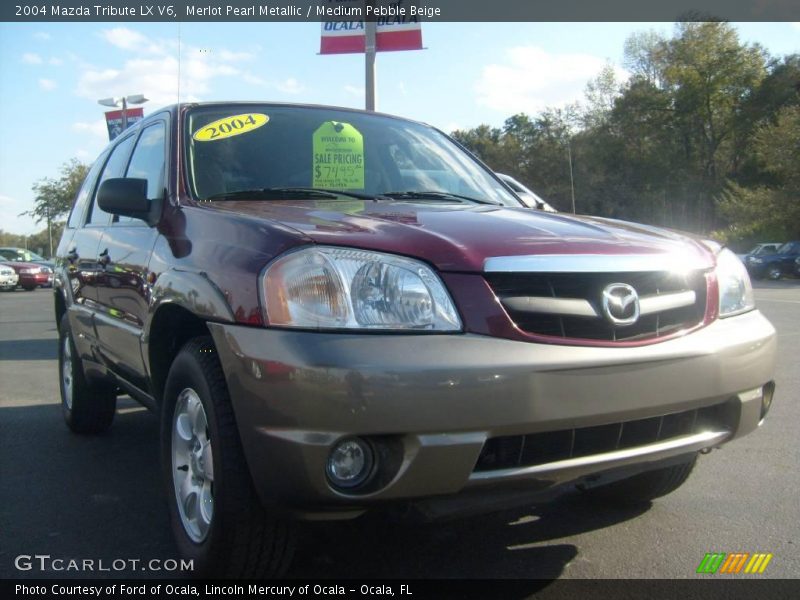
[144,269,237,405]
[54,289,67,332]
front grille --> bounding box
[485,270,707,342]
[474,402,734,473]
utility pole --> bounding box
[567,141,576,214]
[46,205,53,258]
[365,4,377,111]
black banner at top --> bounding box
[3,0,800,22]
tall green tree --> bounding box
[20,158,88,257]
[25,158,89,224]
[717,105,800,241]
[662,21,766,183]
[623,30,668,87]
[454,21,792,241]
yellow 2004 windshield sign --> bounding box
[312,121,364,189]
[193,113,269,142]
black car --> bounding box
[746,241,800,280]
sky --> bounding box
[0,21,798,234]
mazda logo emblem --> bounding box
[602,283,640,326]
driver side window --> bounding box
[87,135,136,226]
[115,121,167,224]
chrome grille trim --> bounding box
[485,268,708,342]
[639,290,696,315]
[484,253,712,273]
[468,430,729,485]
[502,296,597,317]
[502,290,697,319]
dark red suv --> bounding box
[55,102,776,577]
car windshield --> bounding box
[184,105,520,207]
[749,245,776,255]
[0,248,45,262]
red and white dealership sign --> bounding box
[320,6,422,55]
[104,107,144,141]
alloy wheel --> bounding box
[171,388,214,543]
[61,336,73,410]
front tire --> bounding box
[579,455,697,506]
[161,336,294,578]
[58,313,117,434]
[767,266,782,281]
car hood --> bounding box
[206,199,714,272]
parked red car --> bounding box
[2,261,51,290]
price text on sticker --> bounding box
[193,113,269,142]
[312,121,364,190]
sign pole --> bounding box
[365,8,377,111]
[121,97,128,130]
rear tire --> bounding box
[161,336,294,578]
[58,313,117,434]
[579,456,697,506]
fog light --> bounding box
[760,382,775,420]
[326,438,373,489]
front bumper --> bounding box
[208,309,776,518]
[19,273,49,287]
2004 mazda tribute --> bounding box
[54,102,776,577]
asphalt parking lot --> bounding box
[1,282,798,580]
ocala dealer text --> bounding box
[16,585,409,596]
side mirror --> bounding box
[97,178,161,226]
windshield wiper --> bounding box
[204,187,500,204]
[300,187,377,200]
[380,191,502,206]
[205,188,340,201]
[205,187,383,202]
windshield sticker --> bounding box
[312,121,364,190]
[193,113,269,142]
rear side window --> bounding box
[66,152,108,229]
[87,134,136,226]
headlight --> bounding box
[751,257,764,264]
[262,246,462,331]
[716,248,755,318]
